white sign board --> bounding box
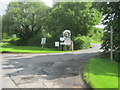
[64,38,71,45]
[60,37,65,41]
[55,42,59,47]
[63,30,71,38]
[41,38,46,44]
[60,42,65,45]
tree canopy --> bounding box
[2,2,49,41]
[2,2,103,48]
[46,2,102,39]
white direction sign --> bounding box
[55,42,59,47]
[64,38,71,45]
[60,37,65,41]
[41,38,46,45]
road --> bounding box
[2,43,102,88]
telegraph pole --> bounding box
[110,26,113,62]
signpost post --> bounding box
[60,37,65,51]
[110,14,114,62]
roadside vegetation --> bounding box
[93,2,120,62]
[1,1,103,52]
[0,43,71,53]
[84,58,118,88]
[83,3,120,88]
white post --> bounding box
[110,26,113,62]
[42,44,44,48]
[71,40,74,51]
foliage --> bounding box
[45,37,55,48]
[46,2,102,40]
[8,36,19,44]
[2,2,103,50]
[2,33,12,40]
[89,27,104,42]
[73,36,91,50]
[2,2,49,45]
[2,34,19,43]
[84,58,118,88]
[114,48,120,62]
[92,2,120,61]
[26,33,42,46]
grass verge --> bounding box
[90,40,102,44]
[0,43,72,53]
[83,58,118,89]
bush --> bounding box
[27,33,43,46]
[114,48,120,62]
[73,36,91,50]
[9,37,19,43]
[45,37,55,48]
[27,33,56,48]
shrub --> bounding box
[2,35,20,45]
[73,36,91,50]
[27,33,43,46]
[27,33,56,48]
[45,37,54,48]
[114,48,120,62]
[45,35,61,48]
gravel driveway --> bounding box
[2,43,102,88]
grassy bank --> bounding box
[90,40,102,44]
[83,58,118,89]
[0,43,70,53]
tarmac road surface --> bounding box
[2,43,102,88]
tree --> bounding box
[92,2,120,61]
[46,2,102,40]
[2,2,49,45]
[93,2,120,50]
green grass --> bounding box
[90,40,102,44]
[0,43,71,53]
[83,58,119,89]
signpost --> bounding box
[55,42,59,50]
[62,30,73,51]
[59,37,64,50]
[53,30,73,51]
[41,38,46,48]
